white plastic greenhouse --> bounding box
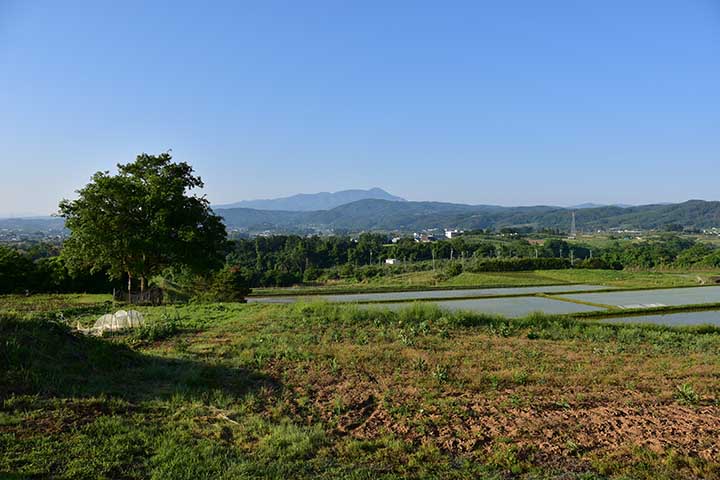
[83,310,145,335]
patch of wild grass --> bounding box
[286,302,720,353]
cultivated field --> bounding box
[2,294,720,479]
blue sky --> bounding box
[1,0,719,216]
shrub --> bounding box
[302,265,321,282]
[204,266,251,302]
[577,258,616,270]
[464,257,571,273]
[444,262,463,277]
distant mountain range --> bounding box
[3,195,720,235]
[0,217,65,232]
[569,203,633,209]
[214,187,405,211]
[215,199,720,233]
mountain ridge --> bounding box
[215,198,720,232]
[214,187,405,211]
[4,199,720,234]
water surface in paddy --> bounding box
[601,310,720,327]
[368,296,605,317]
[559,286,720,308]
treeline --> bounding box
[224,234,720,287]
[4,233,720,294]
[0,244,246,300]
[225,234,591,284]
[600,237,720,269]
[0,245,115,294]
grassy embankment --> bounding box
[2,295,720,479]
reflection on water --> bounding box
[369,296,604,317]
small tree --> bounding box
[206,265,251,302]
[59,152,228,295]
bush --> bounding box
[204,266,252,302]
[576,258,617,270]
[302,265,321,282]
[444,262,463,277]
[464,257,571,273]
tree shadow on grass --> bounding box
[0,316,284,479]
[0,316,277,403]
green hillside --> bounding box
[215,199,720,232]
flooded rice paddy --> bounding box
[558,286,720,309]
[368,296,605,317]
[601,310,720,327]
[251,284,720,326]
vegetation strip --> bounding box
[248,281,583,297]
[540,294,617,310]
[249,282,720,299]
[309,289,616,305]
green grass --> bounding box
[447,269,716,289]
[2,298,720,479]
[441,270,566,287]
[0,293,111,313]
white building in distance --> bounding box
[445,229,464,239]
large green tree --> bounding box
[59,153,228,294]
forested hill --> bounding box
[216,199,720,232]
[4,199,720,234]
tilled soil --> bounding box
[286,363,720,473]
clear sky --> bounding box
[1,0,719,216]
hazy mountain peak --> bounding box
[569,203,633,209]
[215,188,405,211]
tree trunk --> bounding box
[127,273,132,297]
[141,255,146,293]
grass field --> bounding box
[0,293,111,314]
[2,298,720,479]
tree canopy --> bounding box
[59,153,227,292]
